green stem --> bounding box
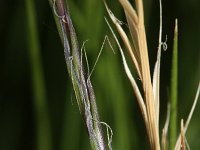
[25,1,52,150]
[48,1,106,149]
[169,19,178,150]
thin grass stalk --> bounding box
[25,0,52,150]
[170,19,178,150]
[153,0,163,129]
[48,0,107,149]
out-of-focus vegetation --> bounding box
[0,0,199,150]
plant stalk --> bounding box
[169,19,178,150]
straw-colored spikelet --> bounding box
[105,0,162,149]
[105,0,200,150]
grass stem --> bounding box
[169,19,178,150]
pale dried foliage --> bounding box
[161,104,170,150]
[105,0,161,149]
[105,0,200,150]
[180,119,186,150]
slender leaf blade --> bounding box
[169,19,178,150]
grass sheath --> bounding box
[48,0,107,149]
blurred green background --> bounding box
[0,0,199,149]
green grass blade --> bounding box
[25,1,52,150]
[169,19,178,150]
